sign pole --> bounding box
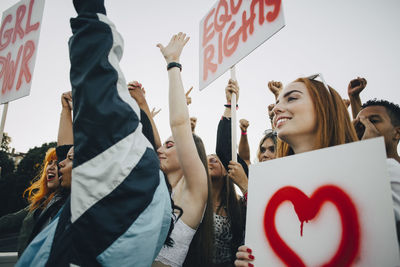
[0,103,9,143]
[230,66,237,163]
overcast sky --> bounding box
[1,0,399,160]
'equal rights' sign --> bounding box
[199,0,285,90]
[0,0,45,104]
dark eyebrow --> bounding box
[276,90,303,104]
[283,90,302,98]
[368,115,381,120]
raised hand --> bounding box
[268,80,283,99]
[228,161,248,194]
[151,107,161,118]
[128,80,147,108]
[225,79,239,103]
[190,117,197,132]
[61,91,73,110]
[239,119,249,133]
[348,77,367,97]
[157,32,190,64]
[268,103,275,127]
[186,86,193,105]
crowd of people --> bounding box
[0,0,399,266]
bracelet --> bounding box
[167,62,182,71]
[241,131,247,135]
[244,192,248,201]
[224,104,238,108]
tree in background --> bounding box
[1,133,11,152]
[0,142,56,217]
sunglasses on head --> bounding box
[306,73,332,95]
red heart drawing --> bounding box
[264,185,360,267]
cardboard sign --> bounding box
[0,0,45,104]
[199,0,285,90]
[246,138,400,266]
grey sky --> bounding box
[0,0,399,160]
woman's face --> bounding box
[273,82,317,146]
[207,154,225,179]
[58,147,74,189]
[258,138,276,162]
[46,159,59,190]
[157,137,180,173]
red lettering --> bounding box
[0,15,13,51]
[224,21,240,57]
[0,44,23,94]
[203,45,217,81]
[12,5,26,44]
[230,0,242,15]
[265,0,281,22]
[16,40,35,90]
[251,0,265,26]
[25,0,39,35]
[218,32,223,64]
[239,11,254,42]
[214,0,231,32]
[202,8,215,47]
[0,56,8,94]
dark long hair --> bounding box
[163,172,183,247]
[183,134,214,267]
[218,175,246,263]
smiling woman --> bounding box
[234,75,359,266]
[273,76,358,156]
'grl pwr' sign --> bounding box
[199,0,285,90]
[0,0,45,104]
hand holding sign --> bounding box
[225,79,239,103]
[235,245,255,267]
[228,160,247,194]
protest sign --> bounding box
[199,0,285,90]
[0,0,45,104]
[246,137,400,266]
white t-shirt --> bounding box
[387,158,400,221]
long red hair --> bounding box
[276,78,358,157]
[23,147,58,211]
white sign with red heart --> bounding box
[246,137,399,266]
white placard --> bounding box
[0,0,45,104]
[246,137,400,266]
[199,0,285,90]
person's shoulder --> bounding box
[387,158,400,181]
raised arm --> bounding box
[57,91,73,146]
[157,33,207,200]
[268,80,283,100]
[216,80,249,177]
[128,81,162,149]
[348,77,367,119]
[238,119,250,165]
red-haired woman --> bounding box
[17,147,68,255]
[234,74,358,266]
